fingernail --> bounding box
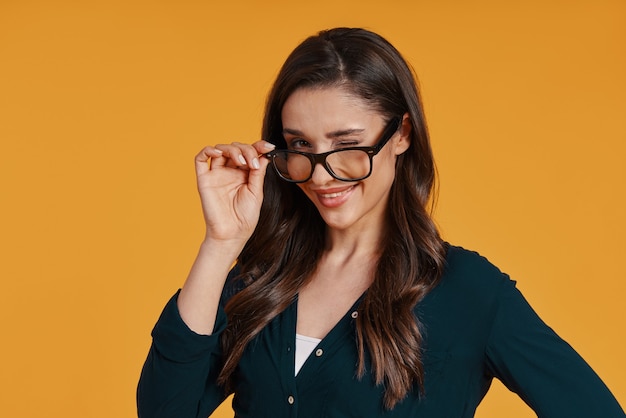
[238,155,247,165]
[263,142,276,150]
[252,158,260,169]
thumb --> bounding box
[247,156,270,197]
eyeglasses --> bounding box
[265,116,402,183]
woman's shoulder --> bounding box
[431,243,516,303]
[417,244,518,344]
[443,244,511,284]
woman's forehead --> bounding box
[281,86,382,130]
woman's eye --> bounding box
[337,141,359,147]
[288,139,311,149]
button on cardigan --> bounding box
[137,246,624,417]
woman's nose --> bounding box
[309,162,334,185]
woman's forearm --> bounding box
[177,238,244,335]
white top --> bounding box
[294,333,322,375]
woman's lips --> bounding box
[314,185,356,208]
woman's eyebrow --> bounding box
[282,128,304,136]
[327,128,365,138]
[281,128,365,137]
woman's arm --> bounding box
[485,279,624,417]
[137,289,228,418]
[178,142,271,334]
[137,141,272,417]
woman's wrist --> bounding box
[199,236,246,262]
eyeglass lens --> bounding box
[272,149,372,182]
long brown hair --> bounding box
[218,27,446,410]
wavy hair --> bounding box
[218,27,446,410]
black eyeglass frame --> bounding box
[265,116,403,183]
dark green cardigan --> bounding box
[137,246,624,417]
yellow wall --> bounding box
[0,1,623,416]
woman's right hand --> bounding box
[176,140,273,334]
[194,140,274,247]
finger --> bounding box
[216,142,273,170]
[238,142,268,170]
[195,146,223,162]
[238,141,276,171]
[195,146,224,173]
[246,155,270,197]
[214,143,255,168]
[252,140,276,155]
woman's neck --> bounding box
[323,222,385,263]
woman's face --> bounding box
[280,86,411,232]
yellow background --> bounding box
[0,1,624,417]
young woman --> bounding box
[137,28,623,417]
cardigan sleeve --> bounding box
[485,279,624,417]
[136,290,229,418]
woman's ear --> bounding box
[393,112,412,155]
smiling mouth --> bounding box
[318,186,355,199]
